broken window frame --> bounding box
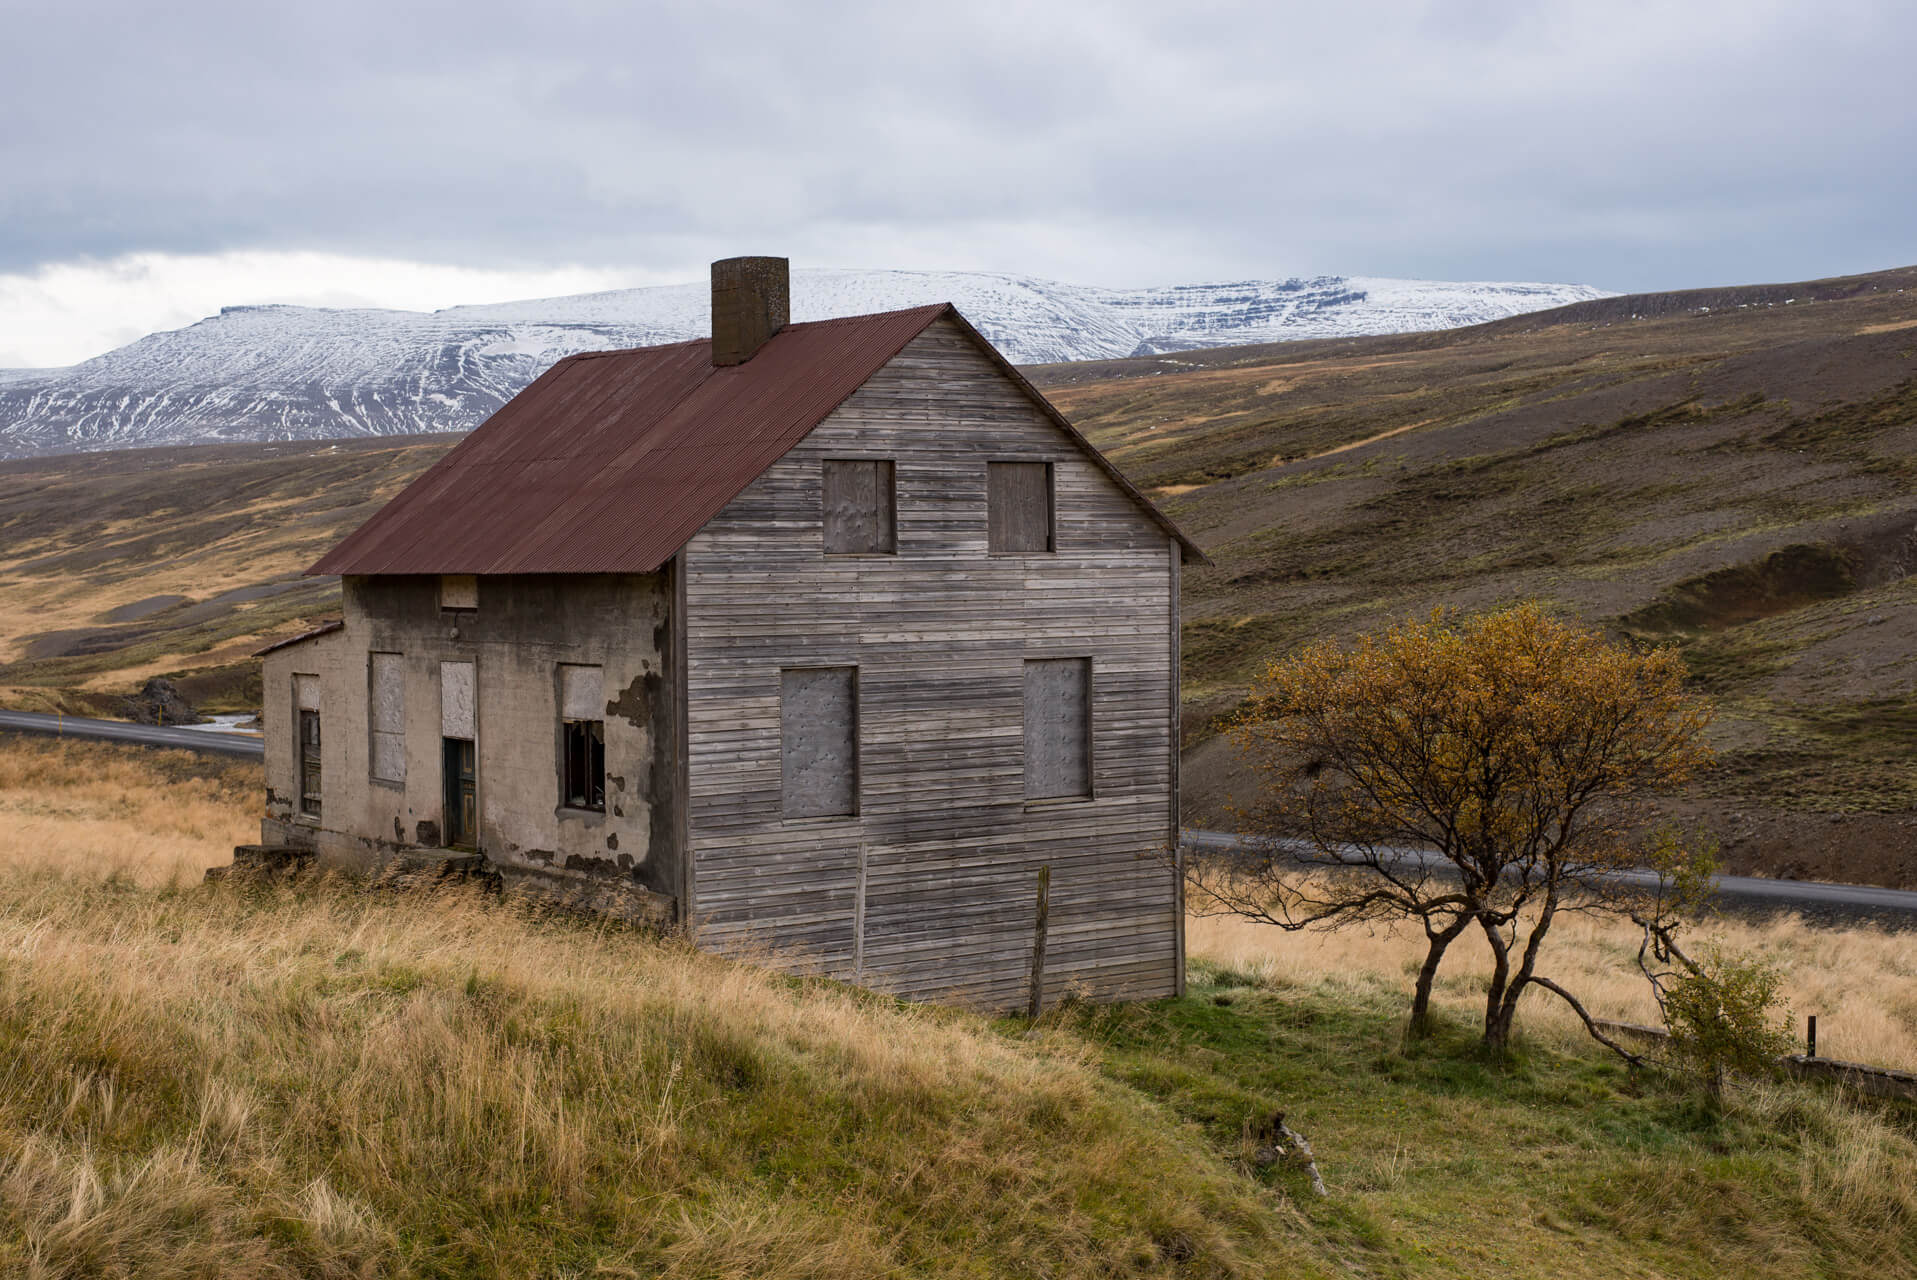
[556,663,605,814]
[987,460,1055,554]
[561,718,606,812]
[298,707,323,818]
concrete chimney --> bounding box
[710,256,790,366]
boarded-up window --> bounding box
[560,664,602,720]
[1024,658,1091,799]
[559,665,605,811]
[988,461,1053,552]
[781,667,858,818]
[439,575,478,610]
[441,660,475,739]
[369,652,405,783]
[823,459,896,554]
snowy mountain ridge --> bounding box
[0,267,1613,457]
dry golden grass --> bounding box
[0,736,1286,1276]
[6,734,1916,1278]
[0,736,258,885]
[1189,902,1917,1072]
[0,880,1285,1277]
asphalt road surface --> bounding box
[4,712,1908,926]
[1181,829,1917,930]
[0,709,265,759]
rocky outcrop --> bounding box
[122,677,203,726]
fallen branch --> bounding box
[1278,1117,1327,1198]
[1529,976,1648,1067]
[1256,1111,1328,1197]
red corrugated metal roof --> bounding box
[309,303,1203,576]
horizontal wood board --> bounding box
[684,317,1180,1009]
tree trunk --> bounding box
[1408,914,1471,1038]
[1479,914,1513,1050]
[1486,890,1561,1052]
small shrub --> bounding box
[1660,943,1795,1102]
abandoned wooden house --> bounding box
[253,256,1205,1007]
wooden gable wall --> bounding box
[679,316,1181,1009]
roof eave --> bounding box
[252,619,344,658]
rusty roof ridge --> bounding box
[549,303,953,366]
[309,300,1208,578]
[560,337,706,362]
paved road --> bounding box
[5,713,1909,925]
[0,709,265,759]
[1182,828,1917,929]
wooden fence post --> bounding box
[853,842,867,982]
[1027,864,1051,1020]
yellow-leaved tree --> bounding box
[1191,603,1715,1051]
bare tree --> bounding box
[1192,604,1715,1051]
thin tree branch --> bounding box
[1528,977,1648,1067]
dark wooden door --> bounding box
[443,737,476,848]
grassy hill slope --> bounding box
[2,265,1913,881]
[4,735,1916,1279]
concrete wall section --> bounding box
[261,573,680,911]
[263,630,350,841]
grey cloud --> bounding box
[1,0,1913,290]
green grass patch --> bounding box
[1056,963,1917,1278]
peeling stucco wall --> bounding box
[260,572,680,909]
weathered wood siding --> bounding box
[683,316,1181,1008]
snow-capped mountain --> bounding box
[0,269,1612,457]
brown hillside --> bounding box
[2,266,1913,884]
[1028,265,1917,886]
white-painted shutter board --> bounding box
[441,661,475,739]
[561,664,603,721]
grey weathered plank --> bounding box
[682,315,1180,1007]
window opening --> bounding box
[563,721,606,811]
[1024,657,1091,799]
[299,709,323,817]
[558,663,605,812]
[988,461,1054,552]
[823,459,897,554]
[781,667,858,818]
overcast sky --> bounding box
[2,0,1913,367]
